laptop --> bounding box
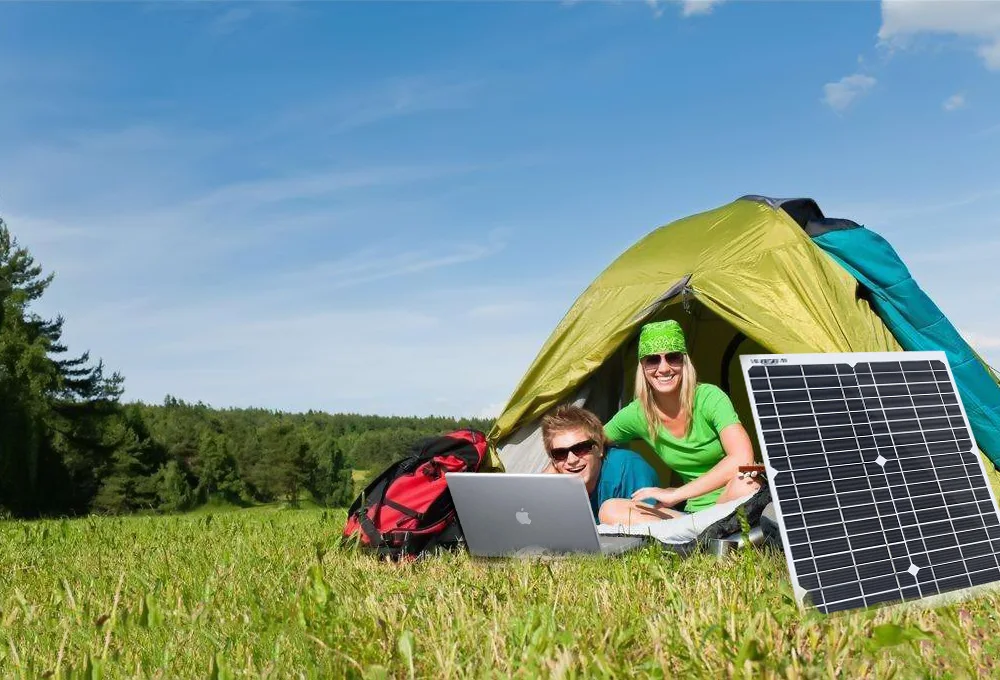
[445,472,650,557]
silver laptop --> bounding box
[445,472,649,557]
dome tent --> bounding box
[485,195,1000,483]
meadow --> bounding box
[3,507,1000,679]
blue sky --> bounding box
[2,0,999,417]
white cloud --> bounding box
[879,0,1000,70]
[276,234,507,292]
[678,0,724,17]
[2,121,497,286]
[644,0,723,18]
[0,108,557,417]
[822,74,877,112]
[943,93,967,111]
[980,38,1000,70]
[188,163,476,213]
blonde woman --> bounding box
[604,320,760,515]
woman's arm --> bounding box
[631,423,754,507]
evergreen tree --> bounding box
[254,422,310,504]
[0,216,493,517]
[192,429,245,503]
[306,436,354,506]
[91,406,166,513]
[156,459,195,512]
[0,219,124,516]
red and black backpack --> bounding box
[342,429,489,560]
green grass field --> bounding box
[3,508,999,679]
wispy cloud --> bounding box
[904,238,1000,265]
[974,121,1000,138]
[822,74,877,112]
[265,75,484,137]
[206,7,255,36]
[644,0,724,19]
[142,1,298,38]
[678,0,725,17]
[2,114,508,282]
[879,0,1000,71]
[645,0,665,19]
[277,231,508,292]
[0,100,547,416]
[188,162,479,213]
[943,93,967,112]
[825,185,1000,241]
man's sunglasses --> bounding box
[641,352,685,369]
[548,438,598,461]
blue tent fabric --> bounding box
[812,226,1000,468]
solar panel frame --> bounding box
[739,351,1000,613]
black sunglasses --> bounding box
[548,438,598,461]
[641,352,684,369]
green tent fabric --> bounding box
[484,196,999,487]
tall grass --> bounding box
[3,508,999,678]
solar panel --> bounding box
[739,351,1000,614]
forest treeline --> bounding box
[0,217,493,518]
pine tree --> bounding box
[92,406,166,513]
[0,218,124,515]
[254,422,310,504]
[306,436,354,506]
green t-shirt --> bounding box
[604,383,741,512]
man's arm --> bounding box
[598,498,683,525]
[597,449,672,525]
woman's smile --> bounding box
[651,371,679,390]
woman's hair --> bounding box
[634,353,698,441]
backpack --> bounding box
[342,429,489,560]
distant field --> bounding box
[3,508,1000,678]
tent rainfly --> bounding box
[485,195,1000,485]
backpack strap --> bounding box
[357,471,397,548]
[383,498,424,519]
[357,511,384,547]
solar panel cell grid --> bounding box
[741,352,1000,614]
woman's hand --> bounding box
[630,486,682,508]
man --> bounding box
[541,405,680,526]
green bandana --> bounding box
[638,320,687,358]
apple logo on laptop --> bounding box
[515,508,531,525]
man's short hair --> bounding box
[540,404,608,454]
